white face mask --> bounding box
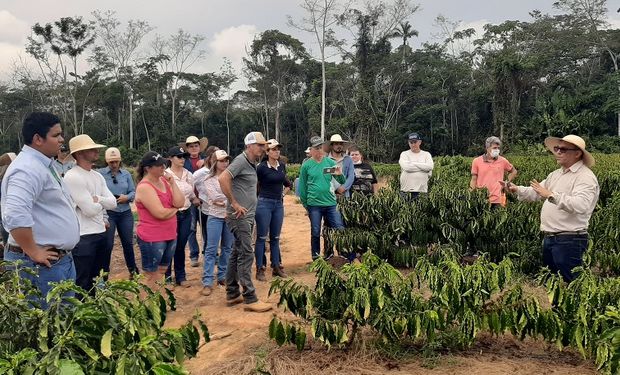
[490,149,500,158]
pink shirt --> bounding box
[471,155,514,205]
[136,178,177,242]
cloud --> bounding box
[209,24,258,61]
[0,10,30,45]
[605,16,620,30]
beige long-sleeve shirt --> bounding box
[399,150,434,193]
[516,161,599,233]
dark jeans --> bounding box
[255,197,284,269]
[400,191,420,201]
[200,211,209,253]
[542,234,588,282]
[73,232,108,294]
[189,205,201,261]
[165,208,192,283]
[225,216,258,303]
[307,205,344,259]
[105,210,138,274]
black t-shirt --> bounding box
[257,161,291,200]
[351,162,378,195]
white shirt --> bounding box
[399,149,434,193]
[166,167,195,211]
[517,161,599,233]
[193,167,210,214]
[64,165,117,236]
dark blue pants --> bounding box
[188,205,201,261]
[308,205,344,259]
[165,209,192,283]
[542,234,588,282]
[255,197,284,269]
[105,210,138,274]
[73,232,108,294]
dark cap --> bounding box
[310,136,325,148]
[408,132,421,142]
[168,146,190,158]
[60,144,69,152]
[140,151,167,167]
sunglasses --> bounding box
[173,154,186,159]
[112,175,118,184]
[553,146,579,154]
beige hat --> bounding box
[0,152,16,166]
[544,135,595,167]
[214,149,232,161]
[105,147,122,162]
[329,134,349,144]
[267,138,282,149]
[244,132,268,145]
[182,136,209,152]
[69,134,105,155]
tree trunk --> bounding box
[129,94,134,149]
[320,54,327,140]
[275,84,281,141]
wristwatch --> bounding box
[547,194,556,204]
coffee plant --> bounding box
[0,261,209,374]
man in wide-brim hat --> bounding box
[504,134,599,282]
[182,135,208,267]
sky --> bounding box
[0,0,619,90]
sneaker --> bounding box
[190,259,199,267]
[176,280,192,288]
[272,266,288,278]
[256,267,267,282]
[243,300,272,313]
[201,286,213,296]
[226,295,244,306]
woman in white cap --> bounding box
[200,150,234,296]
[99,147,139,276]
[254,139,291,281]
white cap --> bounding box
[244,132,268,145]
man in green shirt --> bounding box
[298,136,346,260]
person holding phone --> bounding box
[99,147,139,276]
[298,136,346,260]
[470,136,517,208]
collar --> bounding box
[482,154,499,162]
[267,160,280,170]
[243,151,257,168]
[22,145,55,168]
[329,152,343,162]
[563,160,584,173]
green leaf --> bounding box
[295,330,306,351]
[58,359,85,375]
[275,322,286,346]
[101,329,113,358]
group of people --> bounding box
[0,111,599,313]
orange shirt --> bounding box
[471,155,514,205]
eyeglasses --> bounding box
[553,146,579,154]
[112,175,118,184]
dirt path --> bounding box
[109,195,596,375]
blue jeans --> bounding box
[202,216,233,286]
[105,210,138,274]
[188,205,201,261]
[165,209,192,283]
[255,197,284,269]
[4,249,76,309]
[137,238,177,273]
[542,234,588,282]
[307,205,344,259]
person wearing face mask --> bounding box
[470,136,517,208]
[349,146,378,196]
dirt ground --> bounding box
[108,194,597,375]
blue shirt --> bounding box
[257,161,291,200]
[97,167,136,213]
[1,145,80,250]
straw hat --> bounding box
[69,134,105,155]
[181,136,209,152]
[329,134,349,144]
[544,135,595,167]
[105,147,122,162]
[0,152,16,166]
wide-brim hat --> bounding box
[181,136,209,153]
[544,135,595,167]
[0,152,16,166]
[69,134,105,155]
[329,134,349,144]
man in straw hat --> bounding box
[218,131,272,312]
[327,134,355,197]
[183,135,208,267]
[64,134,117,294]
[1,112,80,308]
[503,135,599,282]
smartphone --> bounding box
[323,167,336,174]
[113,194,120,198]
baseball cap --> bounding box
[267,139,282,149]
[214,150,232,161]
[244,132,268,145]
[60,144,70,153]
[105,147,122,162]
[310,136,325,148]
[408,132,421,142]
[140,151,167,167]
[168,146,190,158]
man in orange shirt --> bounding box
[470,136,517,207]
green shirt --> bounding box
[298,157,345,207]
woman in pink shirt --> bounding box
[135,151,185,290]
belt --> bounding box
[8,245,71,258]
[543,231,588,237]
